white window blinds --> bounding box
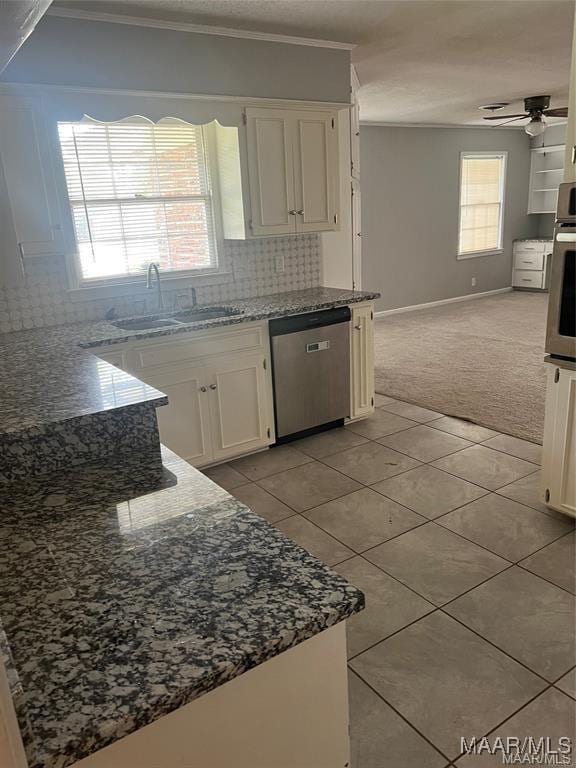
[458,153,506,256]
[57,118,218,282]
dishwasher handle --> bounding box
[269,306,351,336]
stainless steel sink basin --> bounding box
[112,306,241,332]
[113,318,182,331]
[174,307,241,322]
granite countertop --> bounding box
[0,286,375,767]
[79,286,381,348]
[0,446,364,768]
[0,287,378,439]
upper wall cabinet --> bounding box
[0,95,63,257]
[244,108,339,237]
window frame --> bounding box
[54,119,228,295]
[457,150,507,260]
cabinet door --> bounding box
[245,108,296,236]
[144,366,213,467]
[208,354,273,463]
[0,96,62,257]
[350,303,375,420]
[542,365,576,518]
[293,111,338,233]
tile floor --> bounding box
[203,397,576,767]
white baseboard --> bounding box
[373,287,513,319]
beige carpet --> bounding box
[374,291,548,443]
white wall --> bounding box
[360,125,537,312]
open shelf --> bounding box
[528,144,565,215]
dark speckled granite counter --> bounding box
[0,287,378,480]
[80,286,380,348]
[0,287,374,767]
[0,446,363,768]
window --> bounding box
[458,152,506,258]
[57,118,219,284]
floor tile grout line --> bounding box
[429,511,575,567]
[369,482,491,521]
[346,603,440,662]
[347,667,453,764]
[417,460,541,494]
[350,613,569,764]
[450,681,558,763]
[515,562,576,599]
[313,450,424,486]
[439,608,563,687]
[356,552,516,617]
[373,426,477,459]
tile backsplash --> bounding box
[0,235,321,334]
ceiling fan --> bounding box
[482,95,569,137]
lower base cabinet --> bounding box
[95,322,275,468]
[349,302,375,421]
[94,304,376,467]
[146,353,273,467]
[70,623,350,768]
[542,363,576,518]
[144,364,214,466]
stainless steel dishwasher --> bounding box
[269,307,351,442]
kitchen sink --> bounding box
[112,318,182,331]
[111,306,241,332]
[173,307,241,322]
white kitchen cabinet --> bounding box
[94,322,274,468]
[0,94,62,259]
[292,111,338,233]
[146,365,214,467]
[208,354,272,463]
[512,239,552,291]
[542,363,576,519]
[349,303,375,421]
[245,107,338,236]
[244,109,295,236]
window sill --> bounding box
[457,249,504,261]
[68,271,233,302]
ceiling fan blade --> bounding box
[543,107,569,117]
[482,113,527,120]
[495,115,531,127]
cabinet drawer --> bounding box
[513,242,549,255]
[514,252,544,271]
[513,270,545,289]
[135,325,265,370]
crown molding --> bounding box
[360,120,528,130]
[0,81,352,110]
[46,7,356,50]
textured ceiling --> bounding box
[52,0,575,125]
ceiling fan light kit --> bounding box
[524,116,547,137]
[481,95,568,136]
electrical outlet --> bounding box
[471,277,477,287]
[275,253,285,273]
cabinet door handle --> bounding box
[297,209,304,215]
[288,210,297,216]
[209,384,217,390]
[354,324,362,330]
[199,386,207,392]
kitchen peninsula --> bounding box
[0,287,376,768]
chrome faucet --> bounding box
[146,263,163,312]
